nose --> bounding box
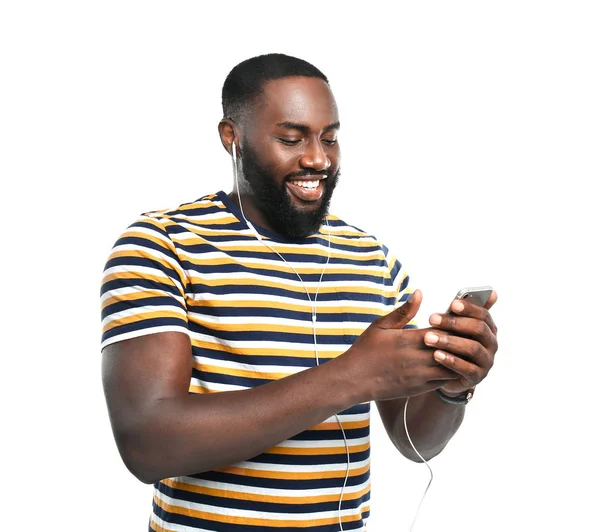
[299,139,331,171]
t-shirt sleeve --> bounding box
[383,245,418,329]
[100,216,190,350]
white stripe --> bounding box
[230,457,369,473]
[188,330,349,352]
[188,313,368,330]
[101,285,185,305]
[276,436,369,449]
[193,356,308,375]
[175,210,236,222]
[187,271,391,290]
[126,223,172,243]
[189,378,247,392]
[188,292,389,312]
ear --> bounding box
[218,119,238,157]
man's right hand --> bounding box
[341,289,458,402]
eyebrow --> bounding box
[275,121,340,133]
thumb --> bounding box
[377,289,422,330]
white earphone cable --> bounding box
[403,398,434,531]
[232,143,350,531]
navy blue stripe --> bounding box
[186,303,378,324]
[188,323,348,345]
[288,426,369,441]
[189,469,370,491]
[189,283,393,305]
[251,449,370,466]
[105,255,181,277]
[180,261,387,284]
[102,296,184,321]
[101,277,183,298]
[191,347,319,368]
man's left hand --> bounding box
[423,291,499,395]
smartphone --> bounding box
[449,285,493,310]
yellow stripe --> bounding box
[313,419,370,431]
[189,320,366,336]
[163,214,240,226]
[267,442,370,456]
[189,339,345,358]
[149,519,178,532]
[101,289,171,310]
[193,362,290,381]
[153,494,369,527]
[102,270,180,287]
[186,275,397,297]
[103,310,185,332]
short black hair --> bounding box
[222,53,329,123]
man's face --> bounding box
[238,76,341,240]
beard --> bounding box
[239,143,339,241]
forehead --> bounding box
[251,76,339,129]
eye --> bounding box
[322,138,337,146]
[278,138,301,146]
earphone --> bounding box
[232,141,351,531]
[231,141,431,531]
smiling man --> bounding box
[101,54,498,532]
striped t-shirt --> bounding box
[100,191,413,532]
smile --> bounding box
[286,176,327,202]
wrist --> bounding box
[435,386,475,405]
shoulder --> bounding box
[325,213,390,255]
[138,192,234,228]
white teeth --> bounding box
[291,180,320,189]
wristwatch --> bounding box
[435,386,475,405]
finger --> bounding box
[432,350,481,387]
[427,314,497,350]
[484,290,498,310]
[424,331,489,365]
[377,289,422,330]
[448,298,498,336]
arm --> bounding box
[102,290,457,484]
[102,331,362,484]
[376,392,465,462]
[376,292,499,461]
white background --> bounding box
[2,1,599,531]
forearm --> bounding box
[115,355,361,484]
[377,391,465,462]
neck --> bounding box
[228,191,278,234]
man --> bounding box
[101,53,498,532]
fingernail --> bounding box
[452,301,464,313]
[434,351,446,361]
[429,314,442,325]
[424,332,439,345]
